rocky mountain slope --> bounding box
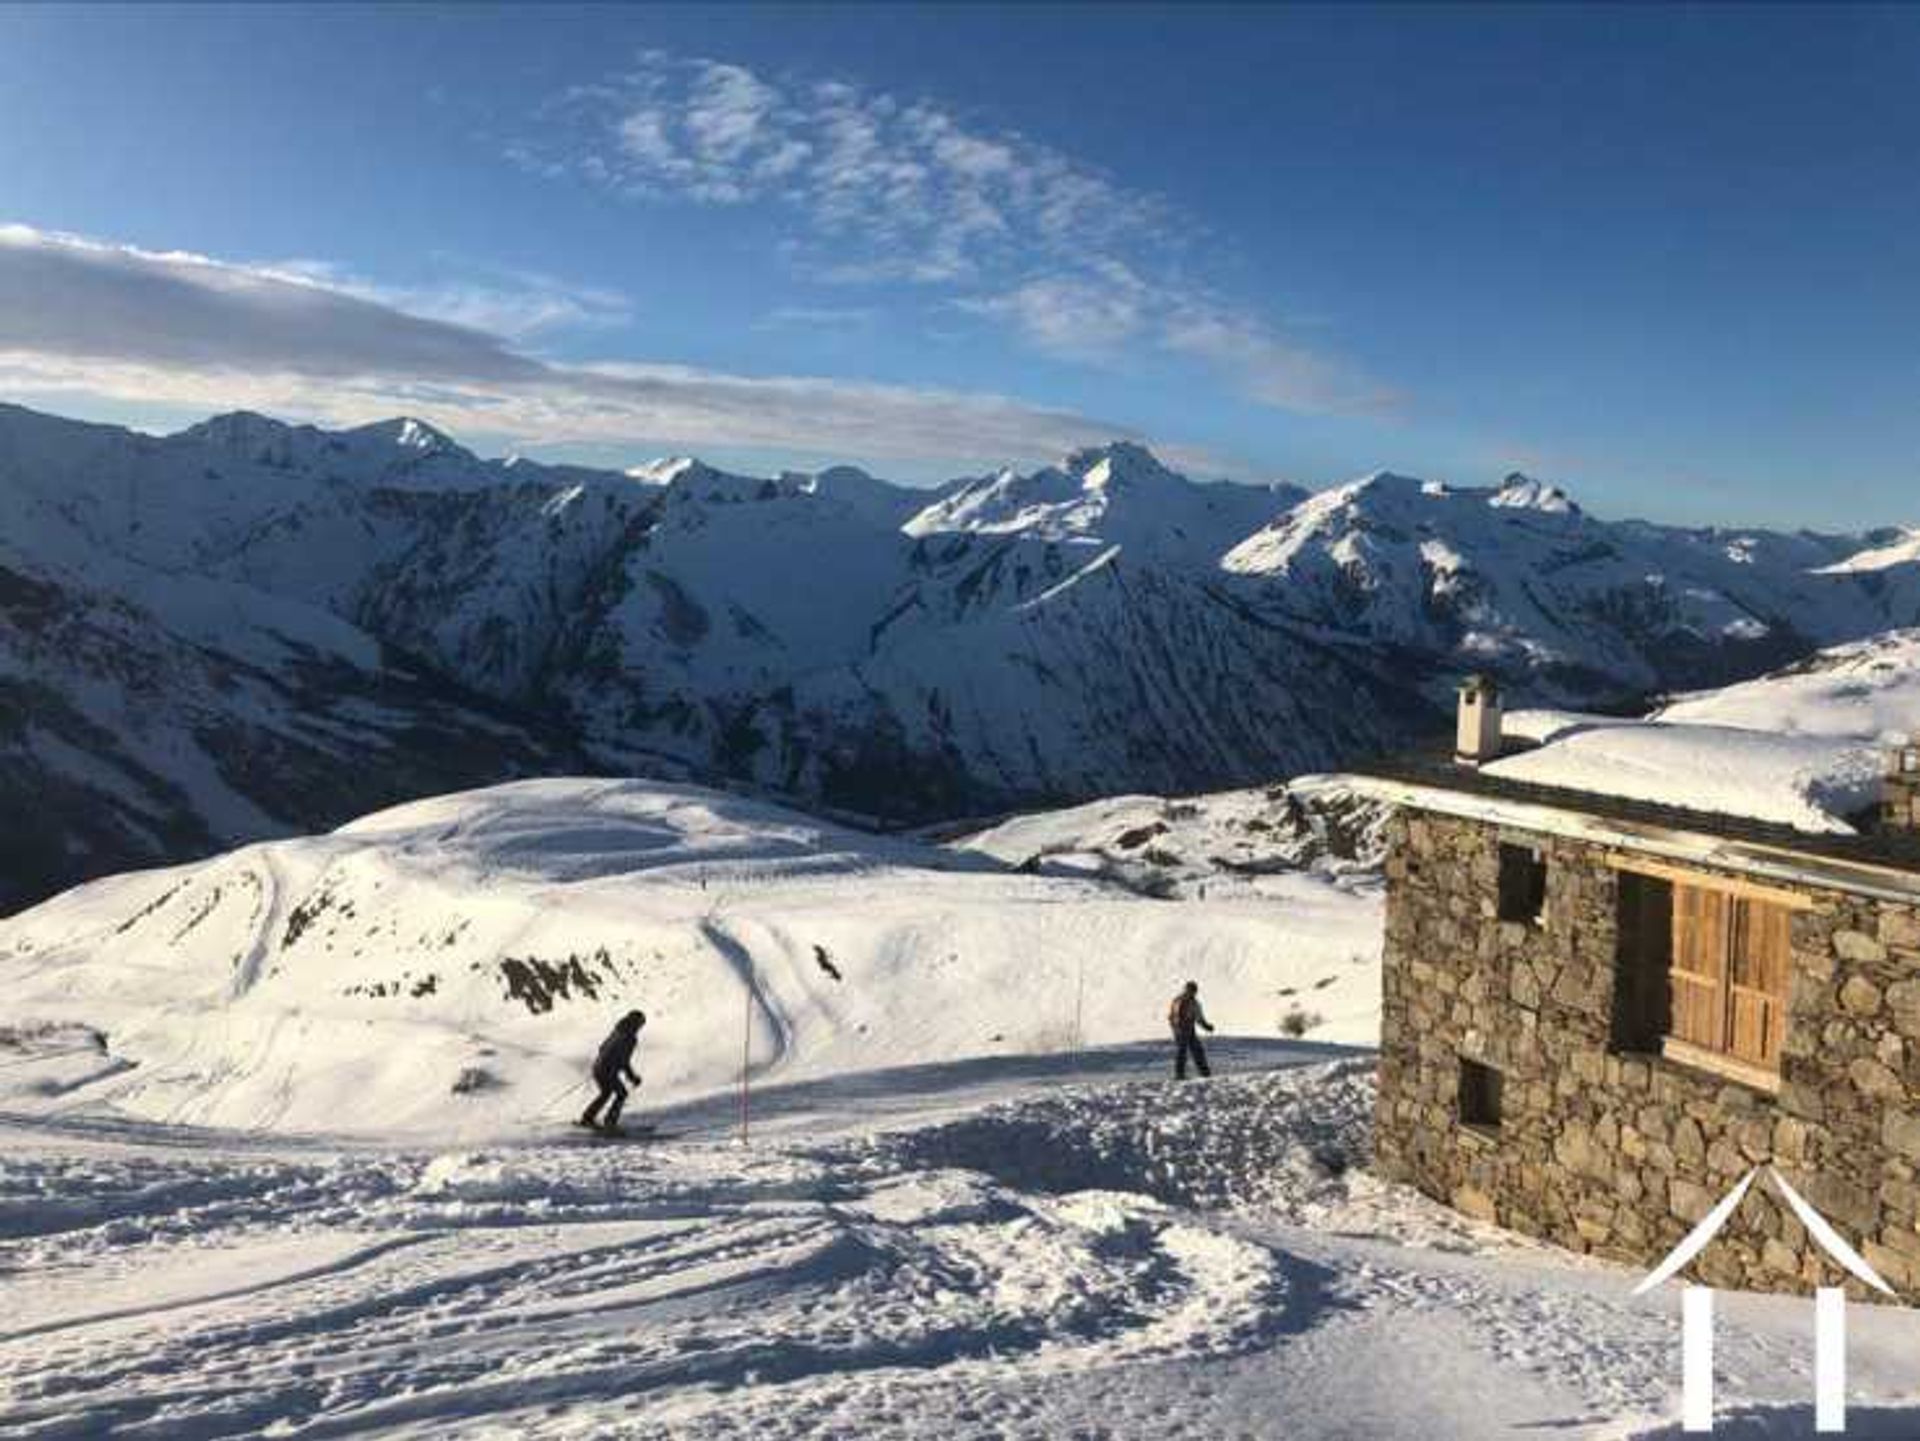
[5,399,1918,910]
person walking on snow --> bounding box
[579,1009,646,1132]
[1168,980,1215,1080]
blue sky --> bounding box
[0,4,1916,525]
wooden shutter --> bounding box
[1669,885,1730,1052]
[1727,898,1791,1068]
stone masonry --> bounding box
[1374,808,1920,1301]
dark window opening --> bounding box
[1612,871,1673,1052]
[1497,843,1548,926]
[1458,1056,1503,1130]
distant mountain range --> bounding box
[4,399,1917,910]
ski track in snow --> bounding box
[6,1056,1920,1439]
[697,915,794,1080]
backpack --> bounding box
[1168,993,1188,1028]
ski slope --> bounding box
[6,772,1920,1434]
[6,1051,1920,1438]
[0,776,1382,1139]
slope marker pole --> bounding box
[740,952,752,1146]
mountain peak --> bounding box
[183,410,297,450]
[627,456,709,486]
[348,416,465,457]
[1062,440,1173,489]
[1492,472,1580,515]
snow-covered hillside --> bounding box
[8,397,1920,910]
[0,776,1382,1137]
[955,775,1388,888]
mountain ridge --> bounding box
[4,398,1919,911]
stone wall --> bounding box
[1374,808,1920,1300]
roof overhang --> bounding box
[1348,774,1920,907]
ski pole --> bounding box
[523,1076,587,1122]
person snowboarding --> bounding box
[1168,980,1215,1080]
[579,1009,646,1133]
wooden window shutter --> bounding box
[1667,882,1792,1071]
[1727,898,1791,1068]
[1669,885,1730,1052]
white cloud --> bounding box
[683,62,782,161]
[0,223,1132,464]
[519,51,1397,419]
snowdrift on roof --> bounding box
[1484,720,1878,833]
[1487,629,1920,832]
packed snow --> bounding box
[6,776,1920,1434]
[8,1048,1920,1436]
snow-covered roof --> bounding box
[1356,632,1920,890]
[1483,718,1878,835]
[1472,631,1920,837]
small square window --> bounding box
[1498,843,1548,925]
[1459,1057,1503,1130]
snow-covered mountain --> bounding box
[6,398,1920,910]
[905,441,1305,563]
[1222,469,1880,693]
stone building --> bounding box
[1359,680,1920,1300]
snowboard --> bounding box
[564,1121,678,1143]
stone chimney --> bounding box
[1883,735,1920,832]
[1455,674,1503,768]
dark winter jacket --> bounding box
[1168,992,1212,1035]
[595,1026,641,1083]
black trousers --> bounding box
[1173,1029,1210,1079]
[582,1072,628,1127]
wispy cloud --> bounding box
[520,50,1397,419]
[0,224,1134,463]
[525,51,1156,285]
[1162,305,1400,417]
[960,269,1148,360]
